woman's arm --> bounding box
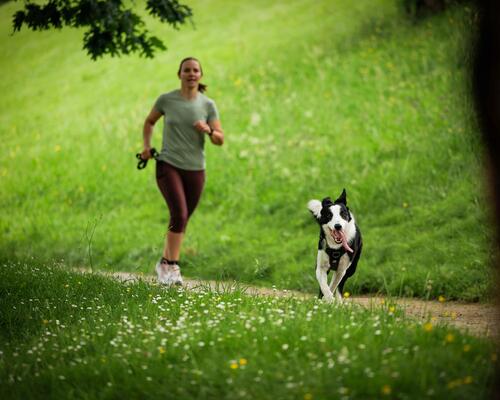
[193,119,224,146]
[141,108,163,159]
[208,120,224,146]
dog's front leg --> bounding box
[316,250,334,302]
[329,256,350,302]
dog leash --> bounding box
[136,148,159,170]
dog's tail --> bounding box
[307,200,322,219]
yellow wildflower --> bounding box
[343,292,350,298]
[230,362,238,370]
[445,333,455,343]
[381,385,392,395]
[239,358,247,366]
[438,295,446,303]
[304,394,313,400]
[447,379,460,389]
[423,322,433,332]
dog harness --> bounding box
[326,246,349,270]
[319,236,352,271]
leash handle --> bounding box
[136,148,159,170]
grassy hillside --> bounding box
[0,0,493,300]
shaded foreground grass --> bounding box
[0,262,495,399]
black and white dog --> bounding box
[308,189,362,302]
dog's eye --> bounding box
[340,210,349,220]
[320,210,332,224]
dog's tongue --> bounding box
[334,230,354,254]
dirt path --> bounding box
[84,270,499,338]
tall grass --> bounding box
[0,0,493,300]
[0,262,495,399]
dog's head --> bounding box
[308,189,353,245]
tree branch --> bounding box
[12,0,192,59]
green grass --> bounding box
[0,0,493,300]
[0,262,496,399]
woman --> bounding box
[141,57,224,285]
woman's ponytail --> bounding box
[198,82,207,93]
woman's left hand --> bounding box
[193,120,211,135]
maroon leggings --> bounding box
[156,161,205,233]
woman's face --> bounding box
[178,60,202,89]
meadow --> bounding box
[0,0,494,301]
[0,261,496,399]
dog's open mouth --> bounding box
[329,228,354,253]
[331,229,343,244]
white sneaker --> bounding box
[169,264,183,286]
[155,261,171,284]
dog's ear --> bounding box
[307,200,322,219]
[334,189,347,206]
[321,197,333,208]
[346,207,352,221]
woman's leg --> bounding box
[181,169,206,220]
[156,162,189,261]
[156,162,205,263]
[166,169,205,260]
[165,231,183,261]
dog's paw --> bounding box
[323,294,334,303]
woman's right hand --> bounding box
[140,147,153,160]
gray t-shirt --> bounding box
[154,89,219,170]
